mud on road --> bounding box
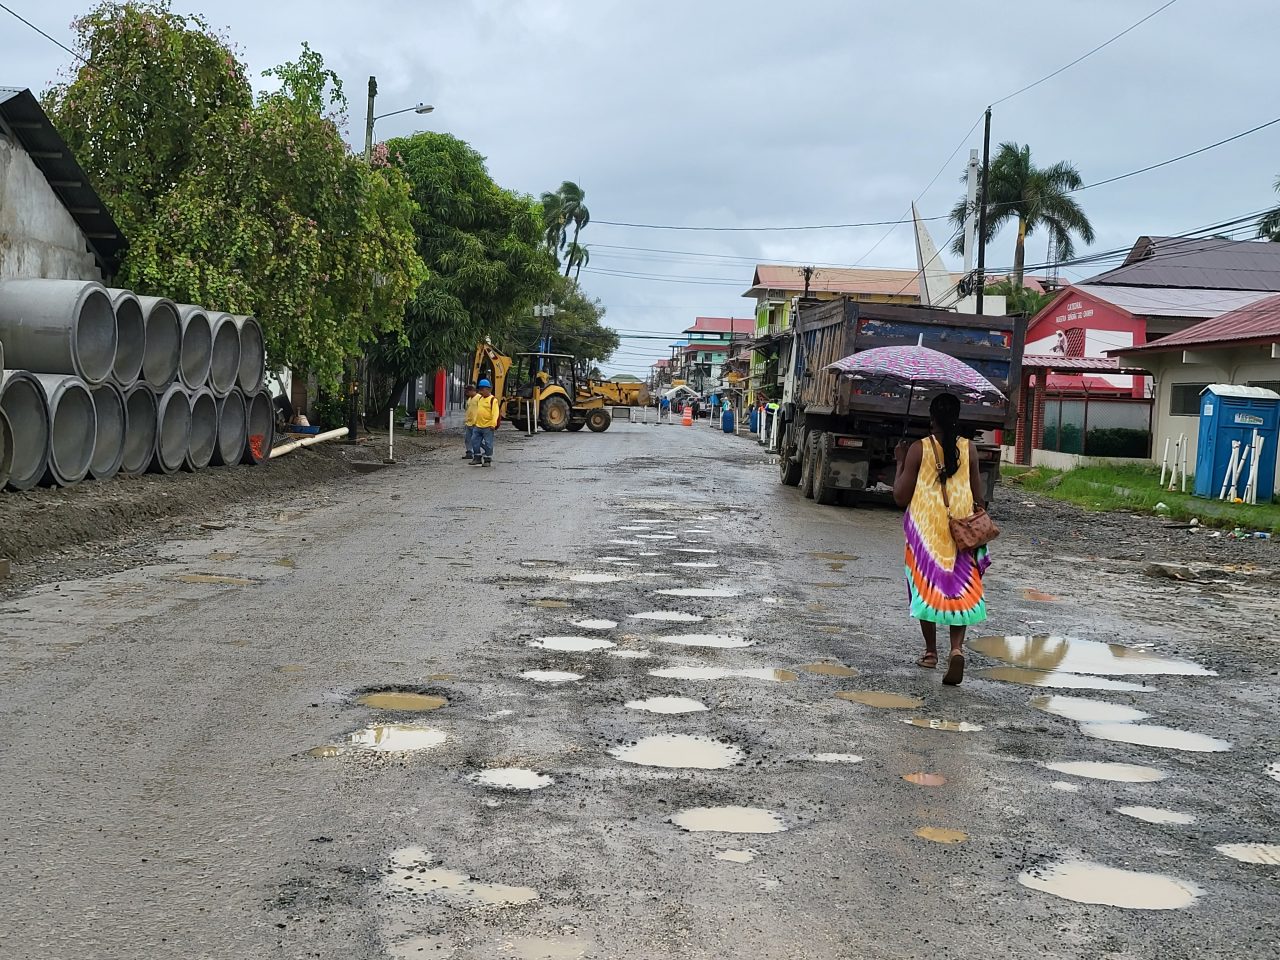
[0,421,1277,959]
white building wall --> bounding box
[0,134,101,282]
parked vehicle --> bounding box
[774,298,1025,505]
[472,342,613,433]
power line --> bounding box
[593,213,937,232]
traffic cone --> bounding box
[682,405,693,427]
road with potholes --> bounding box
[1,418,1277,959]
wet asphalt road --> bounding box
[1,419,1277,959]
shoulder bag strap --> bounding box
[929,437,953,518]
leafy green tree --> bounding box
[985,279,1053,317]
[539,180,589,274]
[366,131,559,417]
[1259,176,1280,241]
[950,142,1095,287]
[564,241,590,280]
[502,275,617,373]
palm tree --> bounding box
[565,241,590,280]
[1258,176,1280,241]
[950,142,1095,288]
[556,181,590,276]
[540,190,567,257]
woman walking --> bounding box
[893,393,989,685]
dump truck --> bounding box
[472,342,613,432]
[774,298,1025,505]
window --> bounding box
[1169,383,1209,417]
[1247,380,1280,394]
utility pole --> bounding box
[348,75,379,442]
[962,149,979,274]
[363,75,378,163]
[974,107,992,316]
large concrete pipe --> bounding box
[213,388,246,467]
[0,279,117,385]
[31,373,96,487]
[231,315,265,393]
[136,295,180,389]
[0,407,13,490]
[120,384,157,476]
[177,305,212,390]
[242,388,275,465]
[106,289,145,389]
[88,381,126,481]
[0,372,50,491]
[207,313,241,398]
[150,383,191,475]
[185,387,217,471]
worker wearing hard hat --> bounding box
[470,379,500,467]
[462,384,480,460]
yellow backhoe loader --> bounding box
[472,342,613,433]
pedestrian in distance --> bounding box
[893,393,989,685]
[470,379,500,467]
[462,384,479,461]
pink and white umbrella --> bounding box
[825,343,1004,401]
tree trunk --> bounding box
[369,376,411,429]
[564,222,581,277]
[1013,218,1027,288]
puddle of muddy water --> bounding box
[1117,806,1196,825]
[672,806,787,833]
[358,691,447,712]
[347,724,448,753]
[673,561,721,569]
[626,696,709,714]
[650,666,796,681]
[799,663,858,677]
[674,548,718,555]
[569,573,623,584]
[1215,843,1280,865]
[637,534,678,540]
[175,573,254,586]
[631,611,705,623]
[276,664,307,674]
[1021,589,1058,602]
[715,849,757,863]
[652,633,754,649]
[529,600,572,609]
[530,636,616,652]
[308,745,342,758]
[572,619,618,630]
[608,650,653,659]
[610,735,743,769]
[903,772,947,786]
[915,827,967,844]
[501,935,593,960]
[836,691,924,709]
[1019,860,1202,910]
[978,667,1147,692]
[812,753,863,764]
[521,670,583,683]
[811,551,856,562]
[387,849,538,908]
[468,768,554,791]
[1080,722,1231,753]
[901,718,984,732]
[1268,762,1280,783]
[1049,781,1081,793]
[971,635,1215,677]
[655,587,738,598]
[1043,760,1168,783]
[1030,695,1148,724]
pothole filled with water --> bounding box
[715,849,757,863]
[672,806,787,833]
[836,691,923,709]
[529,599,572,609]
[468,768,554,791]
[901,718,984,732]
[1043,760,1168,782]
[811,552,856,562]
[978,667,1147,691]
[626,696,709,714]
[1079,722,1231,753]
[650,666,797,682]
[915,827,967,844]
[673,548,718,555]
[655,587,737,598]
[1268,761,1280,783]
[971,635,1215,677]
[903,772,946,786]
[608,649,653,659]
[1117,806,1196,825]
[569,573,623,584]
[503,935,593,959]
[386,847,538,907]
[1030,695,1148,724]
[637,534,677,540]
[357,691,448,712]
[799,662,858,678]
[346,724,448,753]
[631,611,705,623]
[521,670,583,683]
[529,636,616,652]
[1018,860,1202,910]
[572,619,618,630]
[673,562,720,569]
[611,734,743,769]
[1214,843,1280,865]
[812,753,863,764]
[652,634,754,649]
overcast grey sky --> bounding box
[4,0,1278,375]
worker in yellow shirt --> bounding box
[462,384,480,461]
[470,378,501,467]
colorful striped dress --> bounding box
[904,438,990,626]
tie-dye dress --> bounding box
[904,438,989,625]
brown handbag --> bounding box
[930,438,999,551]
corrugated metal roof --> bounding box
[1071,284,1273,318]
[1087,236,1280,291]
[1119,292,1280,353]
[1022,354,1149,374]
[745,264,956,299]
[685,316,754,334]
[0,86,124,275]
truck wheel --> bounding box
[778,428,802,486]
[801,431,821,499]
[586,408,612,432]
[566,421,585,432]
[814,433,840,506]
[540,396,571,432]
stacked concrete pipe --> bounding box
[185,387,218,471]
[207,313,241,398]
[0,279,118,385]
[242,388,274,465]
[213,388,247,466]
[177,305,212,390]
[31,373,96,487]
[137,295,181,390]
[230,315,265,393]
[151,383,191,474]
[88,381,127,481]
[0,406,12,490]
[120,385,157,476]
[106,289,145,389]
[0,371,49,490]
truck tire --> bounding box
[814,433,840,506]
[540,396,571,432]
[801,431,821,499]
[586,408,612,432]
[779,427,801,486]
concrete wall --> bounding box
[0,133,101,282]
[1000,446,1152,471]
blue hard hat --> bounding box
[478,379,491,388]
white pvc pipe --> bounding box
[1180,436,1188,493]
[388,409,395,462]
[1159,436,1170,486]
[268,426,349,459]
[1220,441,1239,501]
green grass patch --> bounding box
[1004,464,1280,535]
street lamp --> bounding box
[363,75,434,162]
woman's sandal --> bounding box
[917,652,938,669]
[943,653,966,686]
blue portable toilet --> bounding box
[1194,384,1280,501]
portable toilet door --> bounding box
[1193,384,1280,500]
